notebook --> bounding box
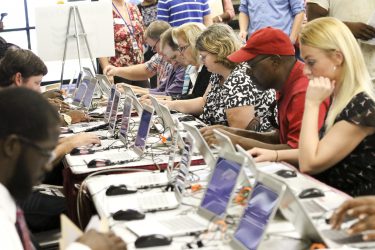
[122,85,143,116]
[135,132,195,212]
[182,122,216,167]
[95,74,112,97]
[104,85,117,122]
[213,129,236,154]
[108,90,121,136]
[126,150,246,237]
[229,171,286,250]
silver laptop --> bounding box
[108,90,121,136]
[81,78,98,112]
[135,133,195,212]
[126,150,246,237]
[182,122,216,167]
[213,129,236,153]
[95,74,112,97]
[104,85,117,122]
[122,85,143,116]
[71,78,88,107]
[92,104,155,165]
[236,144,258,177]
[229,171,286,250]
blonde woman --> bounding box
[249,17,375,196]
[164,24,275,130]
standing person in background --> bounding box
[238,0,305,44]
[157,0,212,27]
[100,0,148,87]
[137,0,158,87]
[211,0,235,24]
[306,0,375,85]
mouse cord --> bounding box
[76,167,152,229]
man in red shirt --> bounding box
[201,27,330,150]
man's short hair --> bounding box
[160,28,178,51]
[0,88,60,142]
[0,49,48,87]
[144,20,171,41]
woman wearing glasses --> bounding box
[163,24,275,130]
[249,17,375,196]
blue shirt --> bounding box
[157,0,211,27]
[150,64,186,96]
[239,0,305,35]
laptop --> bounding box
[71,78,88,107]
[135,133,195,212]
[95,74,112,97]
[122,85,143,116]
[229,171,287,250]
[108,90,121,136]
[149,95,166,132]
[182,122,216,167]
[89,104,155,165]
[104,85,117,122]
[80,77,98,112]
[213,129,236,153]
[126,150,246,237]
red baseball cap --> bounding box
[228,27,295,62]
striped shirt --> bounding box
[157,0,211,27]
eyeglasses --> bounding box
[151,39,160,52]
[178,44,190,53]
[18,136,55,163]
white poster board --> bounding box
[35,0,115,62]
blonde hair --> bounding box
[195,23,241,70]
[172,23,206,65]
[299,17,375,131]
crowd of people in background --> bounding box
[0,0,375,249]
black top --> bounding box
[314,92,375,196]
[178,65,211,100]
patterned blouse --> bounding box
[315,92,375,196]
[110,3,145,67]
[137,1,158,27]
[200,63,275,131]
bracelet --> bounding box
[274,150,278,162]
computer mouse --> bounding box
[134,234,172,248]
[87,159,112,168]
[178,115,196,122]
[70,147,95,155]
[112,209,145,221]
[298,187,325,199]
[275,169,297,178]
[105,184,138,196]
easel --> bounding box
[61,6,97,84]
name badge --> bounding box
[114,18,125,25]
[132,40,139,50]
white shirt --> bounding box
[0,183,89,250]
[307,0,375,84]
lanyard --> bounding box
[112,2,138,47]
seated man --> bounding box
[201,27,329,151]
[104,21,184,99]
[0,87,126,250]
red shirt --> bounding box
[277,61,329,148]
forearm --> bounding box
[167,97,205,115]
[203,14,213,26]
[99,57,110,71]
[239,13,249,33]
[289,12,305,44]
[298,101,321,173]
[234,134,289,150]
[276,149,299,166]
[116,64,154,81]
[230,128,280,144]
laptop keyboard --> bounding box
[102,150,138,162]
[160,216,206,232]
[301,199,327,215]
[133,174,168,188]
[138,193,175,211]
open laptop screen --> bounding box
[201,157,242,217]
[109,91,120,133]
[81,78,96,109]
[104,86,116,121]
[134,107,153,151]
[119,96,133,140]
[72,80,88,105]
[233,183,279,250]
[75,71,83,88]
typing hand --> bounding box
[76,230,127,250]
